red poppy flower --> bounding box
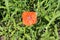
[22,11,37,26]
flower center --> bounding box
[27,16,32,20]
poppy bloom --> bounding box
[22,11,37,26]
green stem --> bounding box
[24,26,27,39]
[5,0,10,14]
[54,25,59,40]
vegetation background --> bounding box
[0,0,60,40]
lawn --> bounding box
[0,0,60,40]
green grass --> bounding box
[0,0,60,40]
